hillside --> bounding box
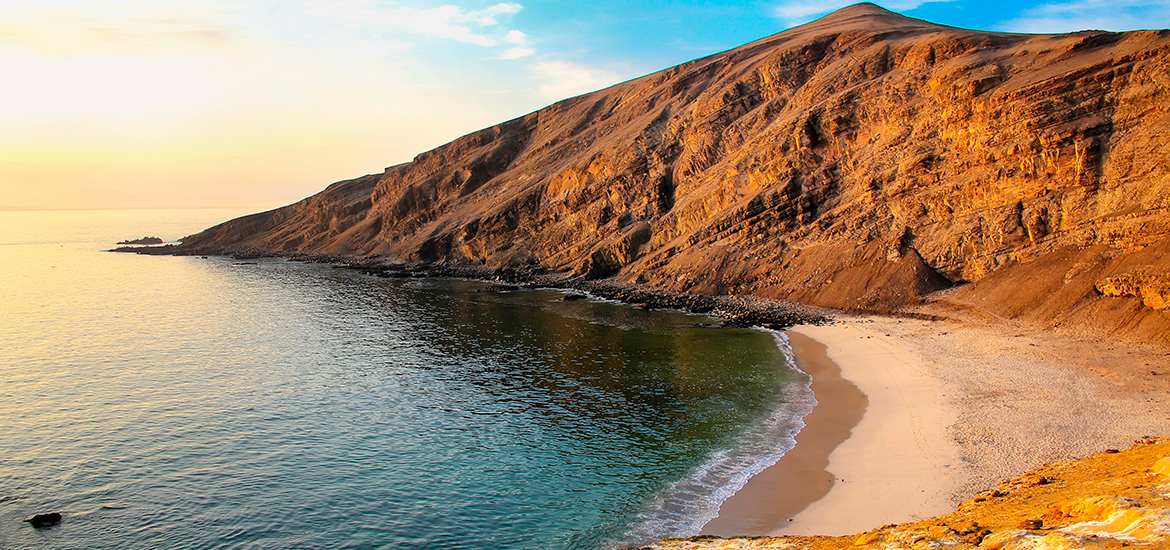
[159,3,1170,339]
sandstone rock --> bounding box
[161,3,1170,340]
[1095,274,1170,309]
[1152,456,1170,478]
[853,531,880,545]
[1019,519,1043,530]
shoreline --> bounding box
[701,322,964,536]
[699,330,867,536]
[770,322,966,535]
[697,313,1170,540]
[111,249,834,330]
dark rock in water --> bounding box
[116,236,163,245]
[561,294,587,301]
[484,284,521,293]
[25,512,61,528]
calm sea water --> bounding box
[0,209,812,550]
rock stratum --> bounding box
[160,3,1170,339]
[637,438,1170,550]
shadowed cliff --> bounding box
[171,3,1170,338]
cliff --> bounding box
[169,3,1170,339]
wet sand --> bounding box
[700,330,867,536]
[701,321,966,536]
[770,322,965,535]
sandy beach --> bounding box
[700,331,868,536]
[701,313,1170,537]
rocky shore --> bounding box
[111,243,831,329]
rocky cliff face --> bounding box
[176,3,1170,338]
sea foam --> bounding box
[610,330,817,548]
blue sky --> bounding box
[2,0,1168,210]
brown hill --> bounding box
[170,3,1170,339]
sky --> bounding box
[2,0,1168,211]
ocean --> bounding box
[0,209,813,550]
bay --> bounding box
[0,209,810,550]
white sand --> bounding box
[765,314,1170,536]
[769,321,968,535]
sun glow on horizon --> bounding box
[0,0,637,211]
[3,0,1168,211]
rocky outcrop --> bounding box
[116,236,163,245]
[161,3,1170,338]
[1096,274,1170,309]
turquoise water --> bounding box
[0,210,812,550]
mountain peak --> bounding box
[797,2,933,32]
[172,6,1170,341]
[824,2,897,19]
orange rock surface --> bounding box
[174,3,1170,338]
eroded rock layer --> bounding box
[174,3,1170,337]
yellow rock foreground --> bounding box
[637,438,1170,550]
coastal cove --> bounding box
[2,209,820,550]
[108,213,1170,547]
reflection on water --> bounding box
[0,210,805,550]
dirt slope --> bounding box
[171,3,1170,339]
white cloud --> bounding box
[470,2,523,25]
[501,47,535,59]
[504,29,529,44]
[772,0,951,27]
[498,29,533,58]
[995,0,1170,33]
[530,61,622,100]
[304,1,531,51]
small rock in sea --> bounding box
[561,294,587,301]
[25,512,61,528]
[116,236,163,245]
[1106,448,1120,453]
[484,284,521,293]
